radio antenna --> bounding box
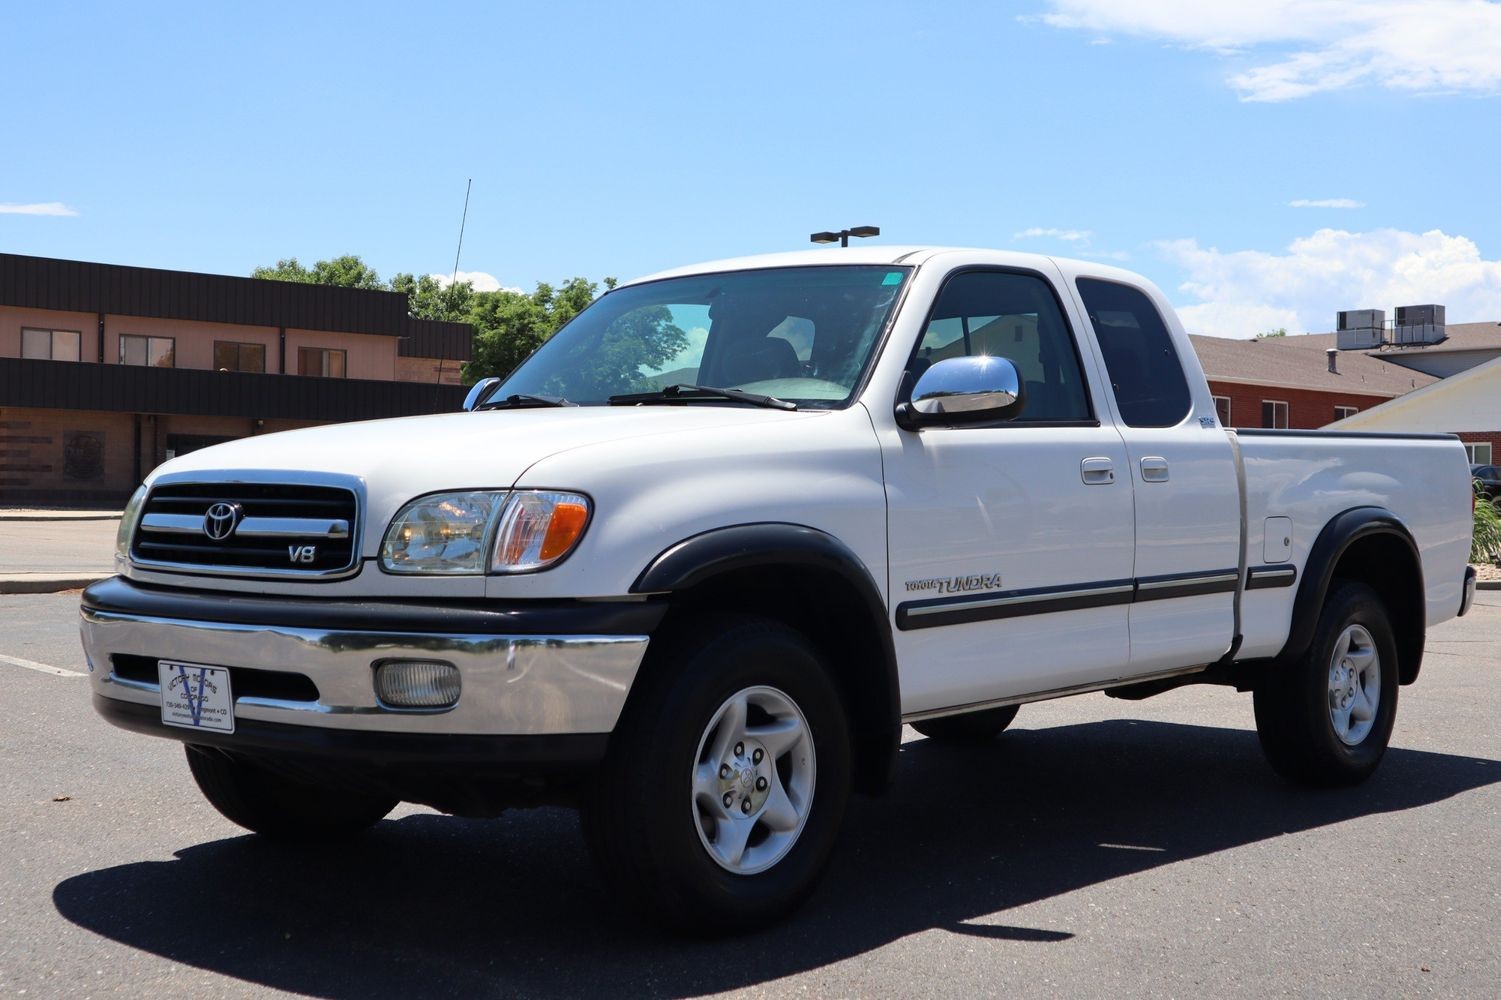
[433,178,472,404]
[450,177,472,288]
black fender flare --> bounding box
[632,522,900,792]
[1276,506,1425,683]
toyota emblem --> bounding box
[202,502,242,541]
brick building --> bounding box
[1189,319,1501,466]
[1188,333,1434,430]
[1,252,473,505]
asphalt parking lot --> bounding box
[1,587,1497,1000]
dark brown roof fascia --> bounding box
[0,357,466,421]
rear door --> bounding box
[1067,274,1241,673]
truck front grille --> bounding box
[131,481,360,579]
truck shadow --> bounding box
[53,720,1499,998]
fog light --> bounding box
[374,660,461,709]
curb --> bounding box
[0,514,122,522]
[0,575,109,595]
[1478,580,1501,591]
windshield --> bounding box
[495,265,911,407]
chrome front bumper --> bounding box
[81,601,651,739]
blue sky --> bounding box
[4,1,1500,337]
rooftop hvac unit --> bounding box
[1337,327,1385,350]
[1393,323,1446,346]
[1393,303,1446,346]
[1337,309,1385,331]
[1395,304,1445,327]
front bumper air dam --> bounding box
[80,577,661,762]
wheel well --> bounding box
[1329,534,1425,684]
[649,566,898,794]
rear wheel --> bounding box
[1253,581,1399,786]
[911,704,1020,743]
[185,745,397,841]
[581,615,851,933]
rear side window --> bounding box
[1076,278,1191,428]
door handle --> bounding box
[1140,456,1169,483]
[1081,457,1115,485]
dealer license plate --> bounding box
[158,661,235,734]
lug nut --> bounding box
[741,798,753,814]
[756,776,768,791]
[719,764,731,779]
[734,742,744,757]
[752,748,764,764]
[723,792,734,808]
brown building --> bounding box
[1189,320,1501,467]
[1,253,473,505]
[1189,333,1436,430]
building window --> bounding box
[1213,395,1231,426]
[298,347,347,378]
[214,341,266,373]
[1334,405,1358,421]
[21,327,82,361]
[1261,400,1289,429]
[120,335,175,367]
[1466,443,1493,465]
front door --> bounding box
[882,266,1136,716]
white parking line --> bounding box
[0,652,86,678]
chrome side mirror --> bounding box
[896,356,1025,429]
[463,377,501,411]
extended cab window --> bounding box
[1076,278,1191,428]
[914,271,1091,422]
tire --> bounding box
[911,704,1020,743]
[581,614,851,933]
[1253,581,1399,786]
[185,745,397,841]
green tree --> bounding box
[389,272,473,322]
[1256,327,1289,339]
[251,255,384,290]
[463,277,625,384]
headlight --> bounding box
[381,492,506,575]
[115,485,148,567]
[380,490,591,575]
[491,491,591,573]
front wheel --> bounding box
[1253,581,1399,786]
[185,745,397,841]
[581,615,851,933]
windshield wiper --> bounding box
[477,393,577,410]
[607,384,797,411]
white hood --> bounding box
[150,406,819,535]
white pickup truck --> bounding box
[82,247,1477,931]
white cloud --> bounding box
[1034,1,1501,101]
[1289,198,1365,209]
[0,201,78,216]
[429,270,520,294]
[1015,226,1093,242]
[1159,227,1501,338]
